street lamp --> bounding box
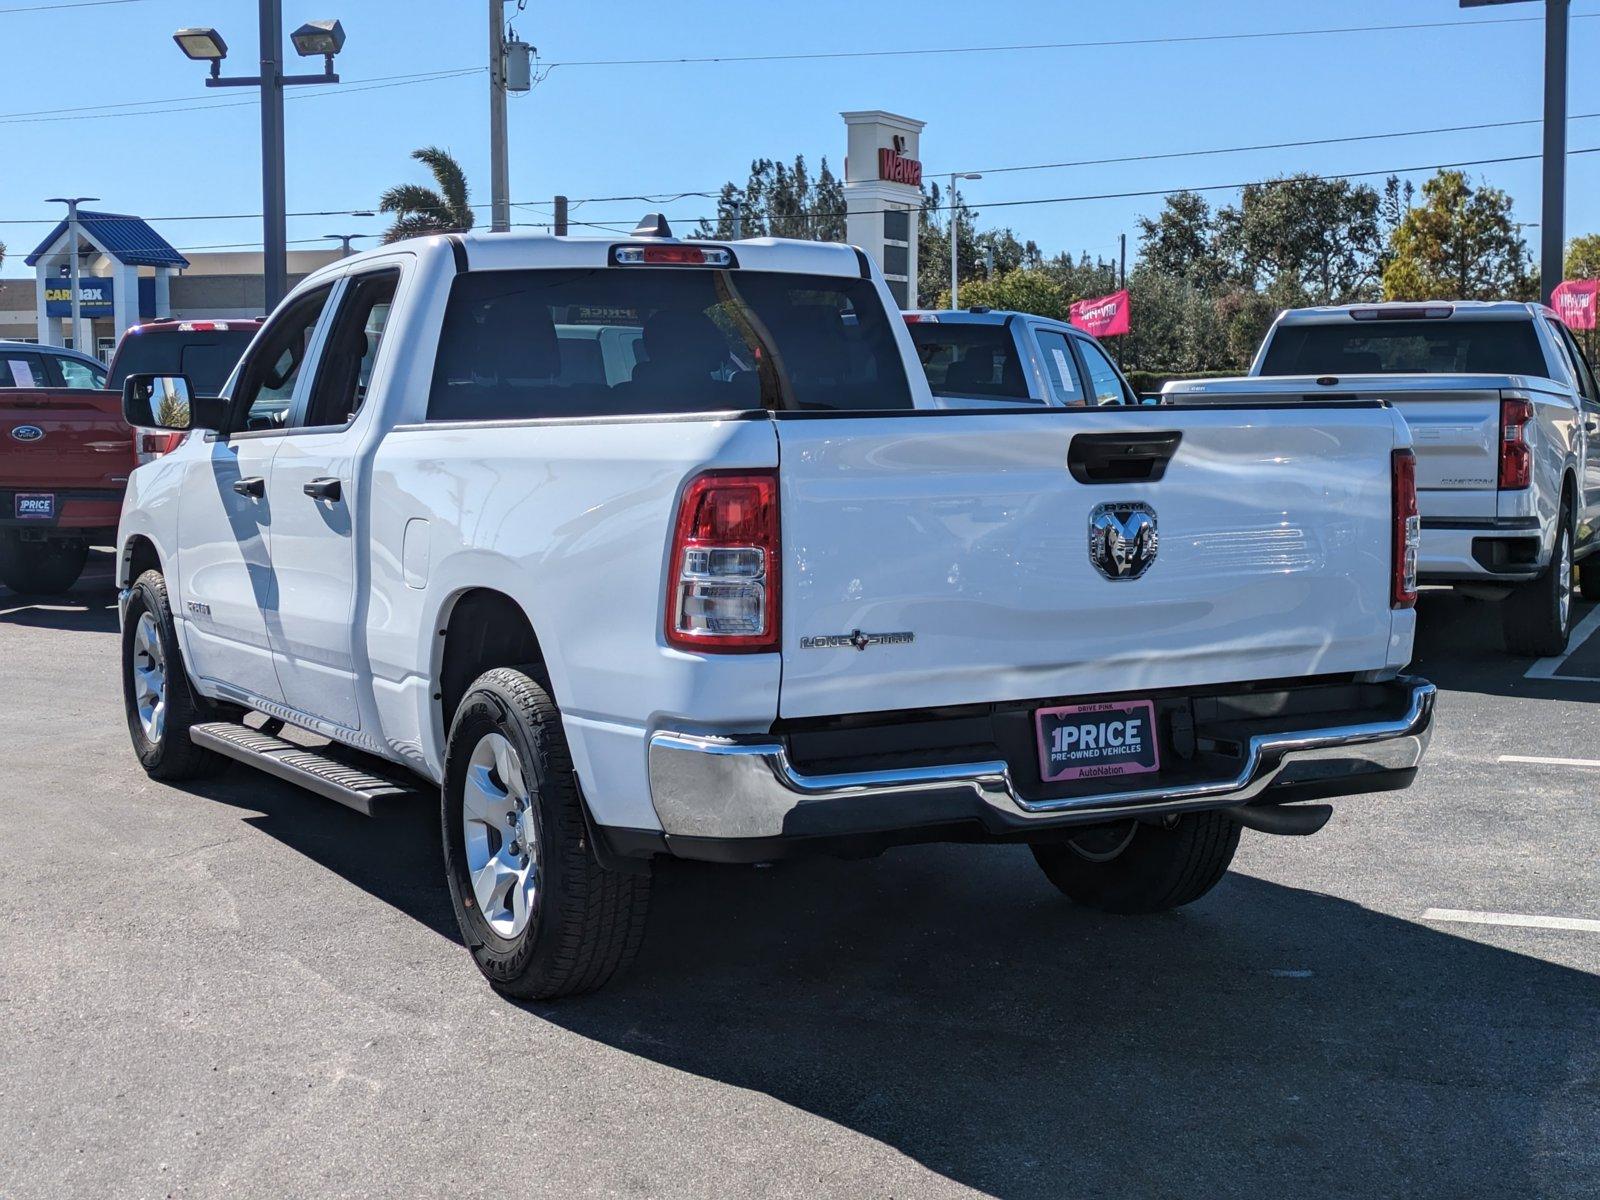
[46,196,99,353]
[174,6,346,310]
[949,172,982,310]
[324,233,368,258]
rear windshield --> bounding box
[108,329,257,394]
[427,267,913,421]
[907,322,1029,399]
[1259,319,1548,378]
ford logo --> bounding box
[9,425,44,443]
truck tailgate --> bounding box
[0,388,131,490]
[775,406,1402,719]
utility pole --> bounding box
[1541,0,1569,302]
[1459,0,1567,301]
[489,0,510,232]
[1118,232,1127,289]
[47,196,97,351]
[730,196,744,240]
[553,195,568,237]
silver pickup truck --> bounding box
[1164,302,1600,655]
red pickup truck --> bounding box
[0,321,261,595]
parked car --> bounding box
[0,340,108,390]
[0,321,263,595]
[1163,301,1600,655]
[905,308,1138,406]
[0,342,124,594]
[115,225,1434,999]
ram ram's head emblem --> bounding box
[1089,501,1158,581]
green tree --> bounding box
[917,181,1038,307]
[1136,191,1227,291]
[1382,170,1535,301]
[1216,173,1383,303]
[379,146,475,244]
[935,266,1069,320]
[1564,233,1600,280]
[696,155,846,242]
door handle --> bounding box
[303,477,342,502]
[232,476,265,498]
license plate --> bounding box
[14,493,54,520]
[1036,699,1160,783]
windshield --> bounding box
[108,328,257,394]
[907,322,1029,399]
[427,267,914,421]
[1259,319,1548,378]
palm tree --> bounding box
[378,146,475,244]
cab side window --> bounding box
[1554,323,1600,408]
[55,356,106,390]
[1075,336,1135,406]
[1035,329,1088,405]
[302,270,400,429]
[230,284,335,431]
[0,350,48,389]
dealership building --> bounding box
[0,210,340,358]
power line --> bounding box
[544,11,1600,69]
[936,112,1600,180]
[0,67,484,124]
[0,0,151,13]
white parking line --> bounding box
[1497,754,1600,769]
[1423,908,1600,933]
[1524,605,1600,680]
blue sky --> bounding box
[2,0,1598,277]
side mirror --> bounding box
[122,373,227,432]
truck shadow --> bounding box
[0,548,119,633]
[536,854,1596,1199]
[189,766,1597,1198]
[1412,590,1600,703]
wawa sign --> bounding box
[877,136,922,187]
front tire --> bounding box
[0,532,87,595]
[120,569,228,780]
[442,667,651,1000]
[1031,812,1241,914]
[1502,502,1574,657]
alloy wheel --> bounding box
[461,732,542,938]
[131,611,167,744]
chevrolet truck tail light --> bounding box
[666,470,779,652]
[1499,396,1533,490]
[1392,448,1420,608]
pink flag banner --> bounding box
[1552,279,1599,330]
[1070,289,1131,338]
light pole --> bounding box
[488,1,533,233]
[174,13,346,310]
[1460,0,1567,301]
[46,196,97,352]
[948,172,981,309]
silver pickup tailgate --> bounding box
[1162,373,1532,520]
[774,405,1406,720]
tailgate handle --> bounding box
[1066,431,1182,484]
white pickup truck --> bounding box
[1165,302,1600,655]
[115,223,1434,998]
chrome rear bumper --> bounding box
[646,677,1435,843]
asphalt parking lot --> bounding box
[2,552,1597,1200]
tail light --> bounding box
[665,470,780,652]
[613,244,733,267]
[1499,397,1533,490]
[1392,448,1420,608]
[134,429,186,467]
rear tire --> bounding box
[1031,812,1241,914]
[1502,502,1574,657]
[121,569,228,781]
[0,532,87,595]
[442,667,651,1000]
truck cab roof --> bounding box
[1274,301,1557,325]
